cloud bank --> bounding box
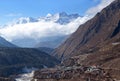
[0,16,89,41]
[86,0,115,17]
[0,0,115,42]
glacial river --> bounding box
[15,66,47,81]
[15,71,34,81]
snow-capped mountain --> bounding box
[56,12,80,24]
[16,17,39,24]
[0,12,88,48]
[38,13,59,22]
[14,12,80,25]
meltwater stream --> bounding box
[15,71,34,81]
[15,66,47,81]
[15,67,38,81]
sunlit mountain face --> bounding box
[0,12,89,48]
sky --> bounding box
[0,0,101,25]
[0,0,115,45]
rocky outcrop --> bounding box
[32,64,116,81]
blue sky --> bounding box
[0,0,114,46]
[0,0,100,25]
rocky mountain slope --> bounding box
[52,0,120,60]
[33,64,116,81]
[0,37,16,48]
[32,0,120,81]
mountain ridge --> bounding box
[0,36,17,48]
[52,0,120,60]
[2,12,80,48]
[32,0,120,81]
[0,47,59,77]
[10,12,80,25]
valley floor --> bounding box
[32,65,120,81]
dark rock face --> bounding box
[111,20,120,38]
[52,0,120,60]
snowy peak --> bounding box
[14,12,81,25]
[56,12,80,24]
[43,12,80,24]
[16,17,39,24]
[59,12,80,18]
[39,13,59,22]
[1,12,83,48]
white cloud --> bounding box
[0,16,89,41]
[0,0,115,42]
[86,0,115,17]
[5,13,22,17]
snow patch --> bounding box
[112,42,120,45]
[15,67,37,81]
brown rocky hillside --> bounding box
[32,0,120,81]
[52,0,120,60]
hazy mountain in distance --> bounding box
[0,36,17,47]
[35,35,69,48]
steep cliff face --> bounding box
[52,0,120,60]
